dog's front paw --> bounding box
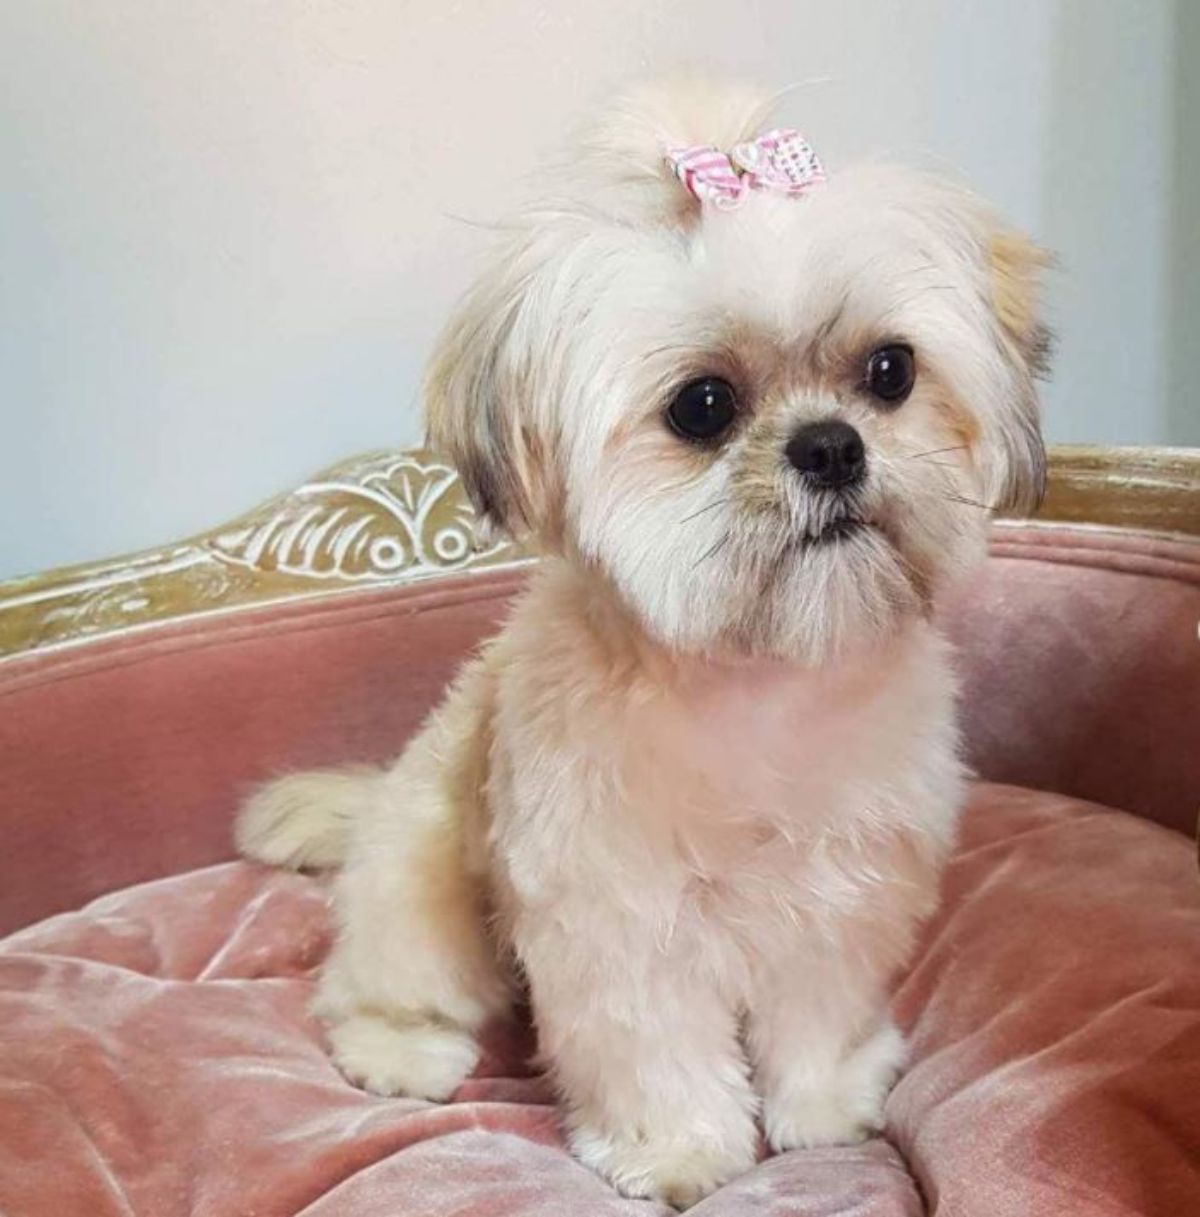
[327,1013,479,1101]
[764,1086,875,1151]
[763,1022,905,1152]
[571,1123,757,1209]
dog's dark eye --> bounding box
[666,377,738,442]
[864,344,916,405]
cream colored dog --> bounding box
[238,80,1048,1207]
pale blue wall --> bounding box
[1167,0,1200,446]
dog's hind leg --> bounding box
[244,659,511,1100]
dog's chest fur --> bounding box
[488,566,963,985]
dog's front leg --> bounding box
[745,823,945,1150]
[517,920,759,1208]
[746,948,907,1153]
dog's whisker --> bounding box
[692,533,731,569]
[905,445,969,461]
[681,497,731,524]
[879,284,960,321]
[640,342,702,363]
[941,493,997,511]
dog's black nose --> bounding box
[785,420,866,488]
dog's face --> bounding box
[428,86,1048,663]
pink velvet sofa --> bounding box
[1,446,1197,1216]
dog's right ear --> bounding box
[424,239,551,538]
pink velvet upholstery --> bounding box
[0,571,526,935]
[1,520,1198,1214]
[942,526,1200,836]
[1,524,1197,934]
[2,784,1196,1216]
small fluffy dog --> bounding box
[238,79,1048,1207]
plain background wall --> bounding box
[0,0,1192,579]
[1168,0,1200,449]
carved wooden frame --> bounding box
[1,444,1196,662]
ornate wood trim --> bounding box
[1,444,1196,662]
[0,449,529,661]
[1033,445,1200,538]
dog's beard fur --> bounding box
[238,77,1048,1209]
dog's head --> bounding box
[427,79,1050,663]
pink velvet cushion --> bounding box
[2,782,1197,1216]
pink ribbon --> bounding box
[665,128,826,210]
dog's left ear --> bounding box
[984,228,1052,515]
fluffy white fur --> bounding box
[237,78,1047,1208]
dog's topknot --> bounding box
[563,76,776,221]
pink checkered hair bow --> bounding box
[665,128,826,210]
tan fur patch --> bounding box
[932,392,982,450]
[988,231,1050,348]
[730,415,791,519]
